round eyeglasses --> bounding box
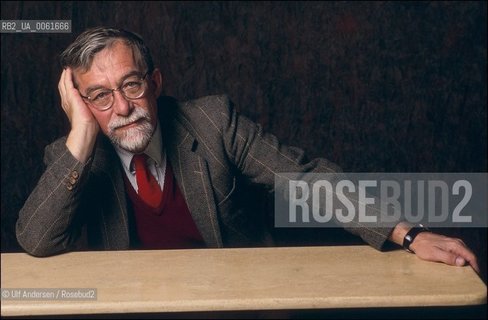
[80,72,149,111]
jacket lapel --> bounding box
[160,97,223,248]
[91,137,130,249]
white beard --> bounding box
[107,107,154,153]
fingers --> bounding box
[438,237,479,273]
[58,69,68,113]
[64,67,76,91]
[445,239,480,274]
[429,247,463,267]
[59,67,99,162]
[455,256,465,267]
[411,233,480,274]
[58,67,88,125]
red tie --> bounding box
[132,154,163,208]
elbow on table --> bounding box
[15,224,70,258]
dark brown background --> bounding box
[1,1,486,281]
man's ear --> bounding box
[150,68,163,97]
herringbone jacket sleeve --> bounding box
[16,137,92,256]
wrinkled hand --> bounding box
[58,68,99,163]
[410,232,480,274]
[58,68,98,128]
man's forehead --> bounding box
[73,42,138,88]
[92,43,136,70]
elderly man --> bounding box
[17,27,479,273]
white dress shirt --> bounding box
[113,122,166,193]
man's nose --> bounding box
[112,90,132,116]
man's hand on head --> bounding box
[59,68,99,163]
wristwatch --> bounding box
[402,224,430,253]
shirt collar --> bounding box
[114,121,163,174]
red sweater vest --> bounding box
[124,161,206,250]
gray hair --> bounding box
[59,27,154,73]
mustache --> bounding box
[108,107,151,131]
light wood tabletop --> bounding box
[1,245,486,316]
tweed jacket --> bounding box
[17,95,395,257]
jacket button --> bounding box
[71,170,79,179]
[69,177,77,185]
[67,184,73,191]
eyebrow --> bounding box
[84,70,145,96]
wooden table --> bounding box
[1,246,486,317]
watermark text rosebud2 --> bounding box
[274,173,487,228]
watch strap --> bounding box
[402,224,430,253]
